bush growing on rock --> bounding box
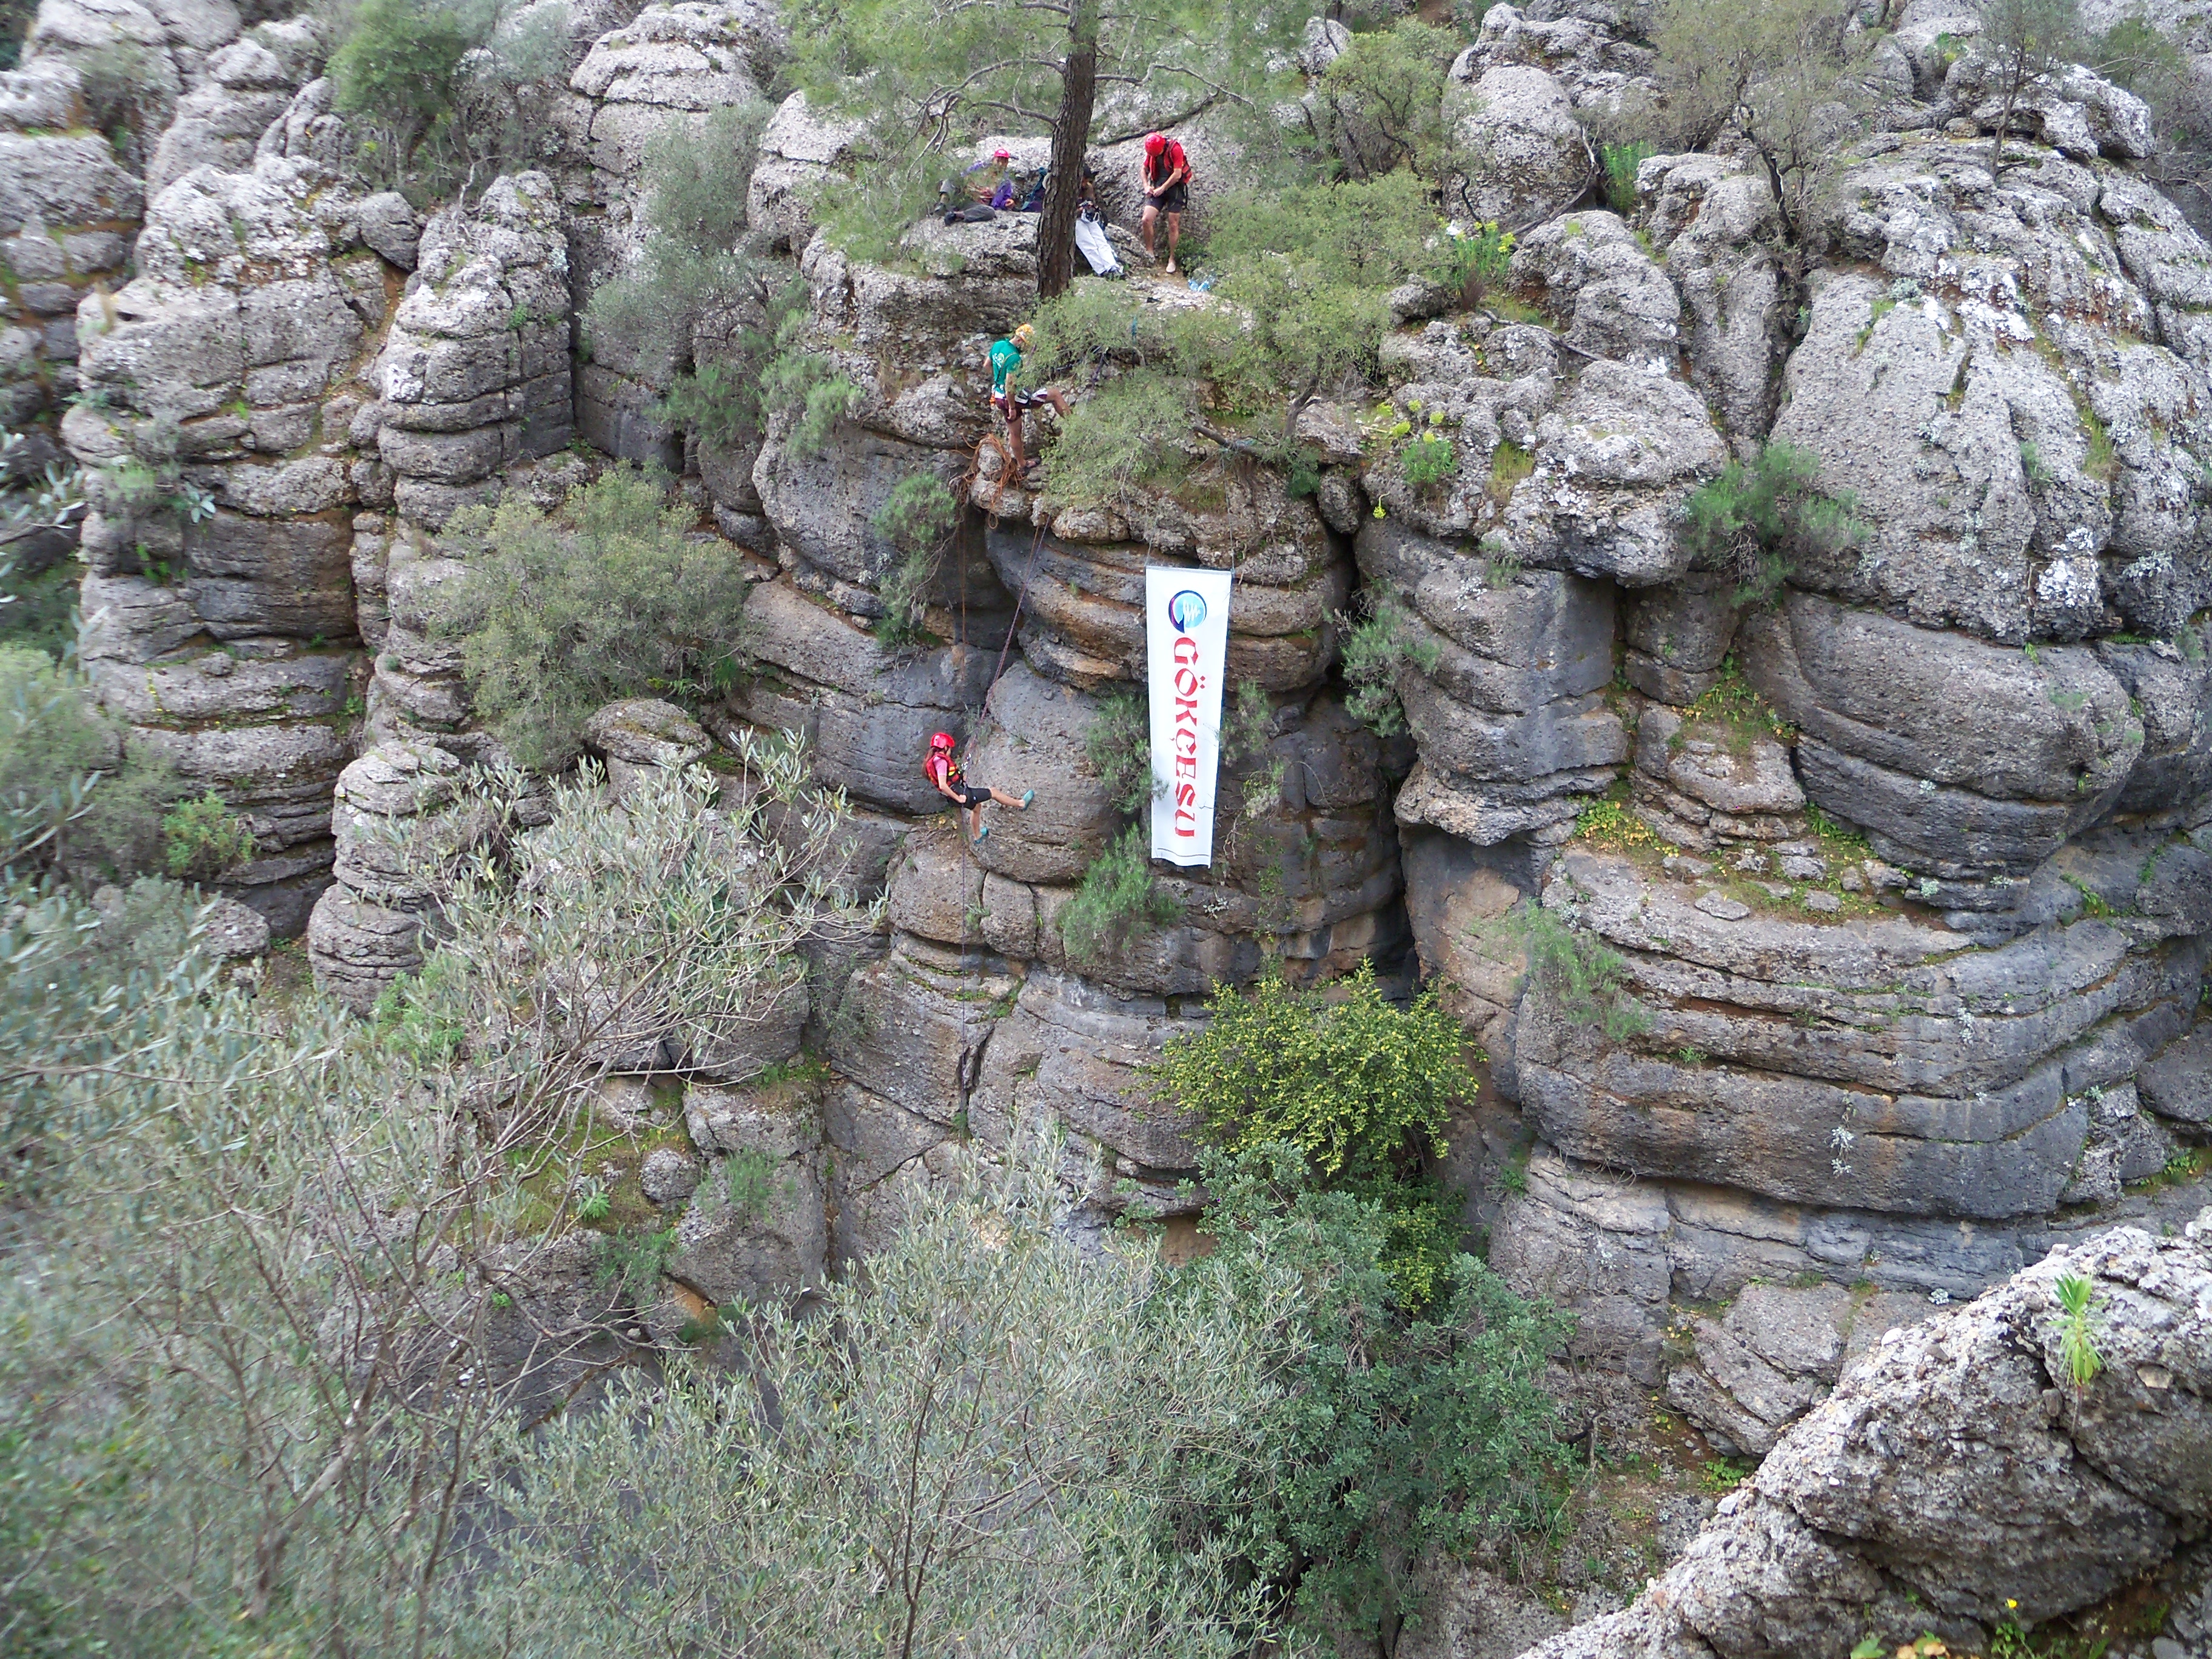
[1158,961,1475,1307]
[584,96,808,447]
[1480,901,1653,1042]
[426,468,755,769]
[1652,0,1874,250]
[554,98,864,458]
[158,789,256,883]
[0,644,173,878]
[383,740,876,1088]
[0,822,1572,1657]
[1680,439,1866,609]
[1307,20,1461,183]
[1028,172,1460,502]
[330,0,571,195]
[870,472,959,647]
[1338,595,1441,738]
[1059,823,1183,965]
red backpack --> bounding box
[1148,139,1191,191]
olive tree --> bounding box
[1652,0,1872,255]
[0,737,877,1657]
[1979,0,2084,180]
[484,1125,1306,1659]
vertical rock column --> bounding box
[369,171,574,759]
[69,154,406,931]
[558,0,785,468]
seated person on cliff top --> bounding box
[987,323,1072,480]
[925,730,1032,844]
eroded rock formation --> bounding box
[1516,1217,2212,1659]
[22,0,2206,1512]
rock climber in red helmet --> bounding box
[924,730,1033,844]
[1140,130,1189,274]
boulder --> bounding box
[1504,845,2205,1221]
[1798,141,2212,643]
[1443,60,1592,227]
[1510,1222,2212,1659]
[582,696,711,794]
[748,92,862,249]
[729,577,1000,816]
[1359,520,1625,843]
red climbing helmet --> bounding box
[930,732,956,753]
[1144,131,1166,158]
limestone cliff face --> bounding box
[30,0,2211,1478]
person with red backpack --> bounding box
[925,731,1033,843]
[1139,131,1190,274]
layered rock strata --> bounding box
[68,148,400,930]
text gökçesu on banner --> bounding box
[1145,566,1233,868]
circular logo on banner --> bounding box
[1168,589,1207,633]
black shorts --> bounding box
[947,782,991,808]
[994,390,1039,415]
[1148,181,1188,213]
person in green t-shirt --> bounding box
[987,323,1070,481]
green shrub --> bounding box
[0,645,173,876]
[597,1221,677,1297]
[1158,961,1476,1309]
[1339,595,1441,737]
[1221,678,1286,827]
[1311,20,1460,181]
[329,0,569,197]
[870,473,959,647]
[1038,369,1195,506]
[722,1147,787,1222]
[1084,686,1154,817]
[655,363,760,449]
[329,0,480,164]
[1601,140,1655,213]
[494,1130,1293,1653]
[1681,440,1867,607]
[75,39,166,155]
[1157,960,1467,1185]
[2054,1271,2103,1390]
[1199,1142,1577,1650]
[424,468,754,769]
[1441,218,1518,307]
[1060,825,1181,965]
[159,790,255,883]
[1401,427,1456,489]
[1481,902,1651,1041]
[587,100,774,384]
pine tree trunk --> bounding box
[1037,0,1098,300]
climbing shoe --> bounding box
[974,825,991,842]
[1020,790,1034,809]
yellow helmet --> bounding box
[1012,323,1035,348]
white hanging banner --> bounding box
[1145,566,1234,868]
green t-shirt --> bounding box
[989,338,1022,397]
